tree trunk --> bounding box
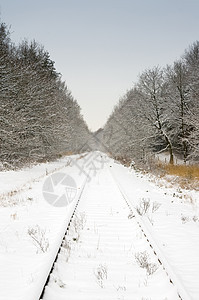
[168,144,174,164]
[164,134,174,164]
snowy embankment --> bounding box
[111,161,199,299]
[0,155,77,196]
[0,154,87,300]
[0,152,199,300]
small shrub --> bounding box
[152,201,161,213]
[27,225,49,253]
[62,239,71,262]
[136,198,150,216]
[135,251,158,276]
[72,212,86,241]
[181,215,190,224]
[53,276,66,288]
[193,215,199,222]
[94,264,108,288]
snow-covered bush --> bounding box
[72,212,86,241]
[135,251,158,276]
[62,239,71,262]
[152,201,161,213]
[27,225,49,253]
[94,264,108,288]
[181,215,190,224]
[136,198,151,216]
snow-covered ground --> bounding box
[0,154,87,300]
[43,162,179,300]
[111,161,199,299]
[0,152,198,300]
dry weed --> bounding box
[156,162,199,190]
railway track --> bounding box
[38,156,192,300]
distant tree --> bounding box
[103,88,153,164]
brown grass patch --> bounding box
[161,164,199,179]
[156,162,199,191]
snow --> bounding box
[0,151,198,299]
[43,164,179,299]
[0,154,87,300]
[0,155,76,196]
[155,152,184,165]
[111,161,199,299]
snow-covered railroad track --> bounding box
[39,163,191,300]
[38,171,89,300]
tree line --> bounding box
[103,41,199,166]
[0,22,90,169]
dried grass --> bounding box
[162,164,199,179]
[156,162,199,190]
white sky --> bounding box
[1,0,199,131]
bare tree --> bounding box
[183,41,199,161]
[136,66,174,164]
[103,42,199,167]
[165,60,190,163]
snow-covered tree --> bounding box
[103,42,199,166]
[0,21,90,168]
[165,60,191,162]
[183,41,199,161]
[136,66,174,164]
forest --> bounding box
[0,22,90,169]
[103,41,199,168]
[1,20,199,171]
